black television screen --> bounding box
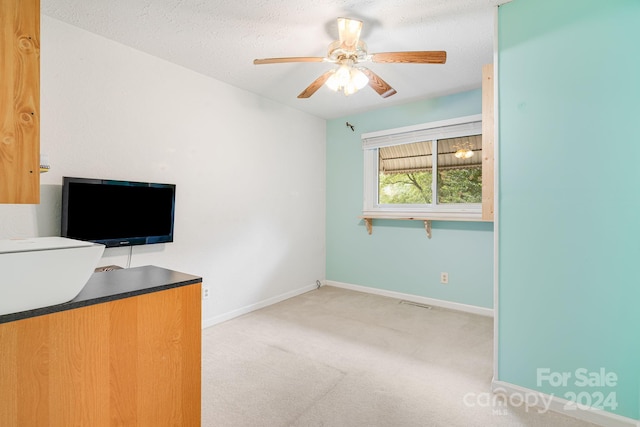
[61,177,176,247]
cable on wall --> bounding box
[127,246,133,268]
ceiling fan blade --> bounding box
[254,57,326,65]
[297,70,334,98]
[337,17,363,51]
[370,51,447,64]
[360,68,397,98]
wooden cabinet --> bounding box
[0,283,202,426]
[0,0,40,204]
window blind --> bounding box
[361,115,482,150]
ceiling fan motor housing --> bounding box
[327,40,368,62]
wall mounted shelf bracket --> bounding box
[360,217,432,239]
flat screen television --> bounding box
[61,177,176,248]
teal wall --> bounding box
[498,0,640,419]
[326,89,494,309]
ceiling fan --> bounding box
[253,17,447,99]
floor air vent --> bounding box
[399,300,432,310]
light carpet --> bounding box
[201,286,598,426]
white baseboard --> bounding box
[202,283,318,329]
[325,280,494,317]
[492,380,638,427]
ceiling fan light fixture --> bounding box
[325,70,340,92]
[351,67,369,90]
[325,64,350,91]
[454,148,474,159]
[325,64,369,96]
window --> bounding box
[362,115,483,219]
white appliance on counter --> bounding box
[0,237,105,316]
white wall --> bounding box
[0,16,326,325]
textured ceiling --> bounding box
[42,0,506,119]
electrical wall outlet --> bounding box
[203,286,210,299]
[440,272,449,284]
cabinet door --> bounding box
[0,284,202,426]
[0,0,40,204]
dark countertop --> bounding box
[0,265,202,324]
